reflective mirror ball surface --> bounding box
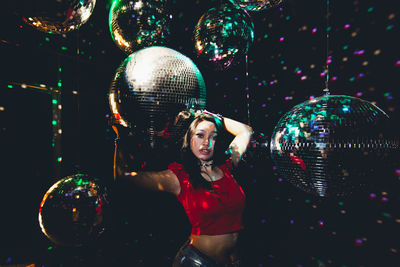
[193,3,254,71]
[109,0,171,54]
[109,46,207,169]
[38,173,109,246]
[270,95,399,197]
[228,0,283,12]
[22,0,96,34]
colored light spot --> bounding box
[312,27,317,33]
[278,177,283,182]
[354,49,365,55]
[356,92,363,97]
[318,220,324,226]
[48,246,53,250]
[290,219,294,224]
[381,197,389,202]
[386,24,393,30]
[52,99,58,104]
[52,120,57,125]
[279,37,284,42]
[57,157,62,162]
[343,45,349,50]
[395,169,400,175]
[367,7,374,12]
[355,238,363,246]
[202,201,208,209]
[344,24,350,29]
[61,46,68,51]
[8,84,13,88]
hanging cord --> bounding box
[75,30,82,171]
[323,0,331,96]
[245,54,251,125]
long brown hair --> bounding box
[180,113,229,190]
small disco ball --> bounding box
[22,0,96,34]
[109,46,206,169]
[109,0,171,54]
[270,95,399,197]
[193,3,254,71]
[38,173,109,246]
[228,0,283,12]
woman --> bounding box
[112,110,253,266]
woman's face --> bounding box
[190,120,218,163]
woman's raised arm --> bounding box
[202,111,253,166]
[112,124,181,195]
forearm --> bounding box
[222,117,253,138]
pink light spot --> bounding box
[312,28,317,33]
[344,24,350,29]
[279,37,285,42]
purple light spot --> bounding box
[300,76,307,81]
[355,238,363,246]
[396,60,400,66]
[395,169,400,175]
[312,27,317,33]
[279,37,285,42]
[258,82,262,86]
[369,193,376,199]
[356,92,363,97]
[331,76,338,81]
[309,95,315,100]
[278,177,283,182]
[344,24,350,29]
[234,77,239,80]
[261,104,266,108]
[320,72,326,77]
[272,166,277,171]
[381,197,389,202]
[354,49,365,55]
[318,220,324,226]
[290,219,294,224]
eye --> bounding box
[196,133,204,138]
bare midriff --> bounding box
[189,232,240,264]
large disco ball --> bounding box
[228,0,283,12]
[38,173,109,246]
[109,46,206,168]
[109,0,171,54]
[22,0,96,34]
[193,3,254,71]
[270,95,399,197]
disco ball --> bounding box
[38,173,109,246]
[109,46,206,169]
[270,95,399,197]
[109,0,171,54]
[228,0,283,12]
[22,0,96,34]
[193,3,254,71]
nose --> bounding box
[203,138,212,148]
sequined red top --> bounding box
[168,160,245,235]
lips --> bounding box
[199,149,210,155]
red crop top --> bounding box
[168,160,245,235]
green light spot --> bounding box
[61,46,68,51]
[367,7,374,12]
[57,157,62,162]
[386,25,393,30]
[305,199,310,204]
[52,99,58,104]
[58,67,62,72]
[349,77,355,82]
[52,120,57,125]
[343,45,348,50]
[8,85,13,88]
[338,201,344,206]
[58,81,62,87]
[285,16,290,20]
[48,246,53,250]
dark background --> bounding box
[1,0,399,266]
